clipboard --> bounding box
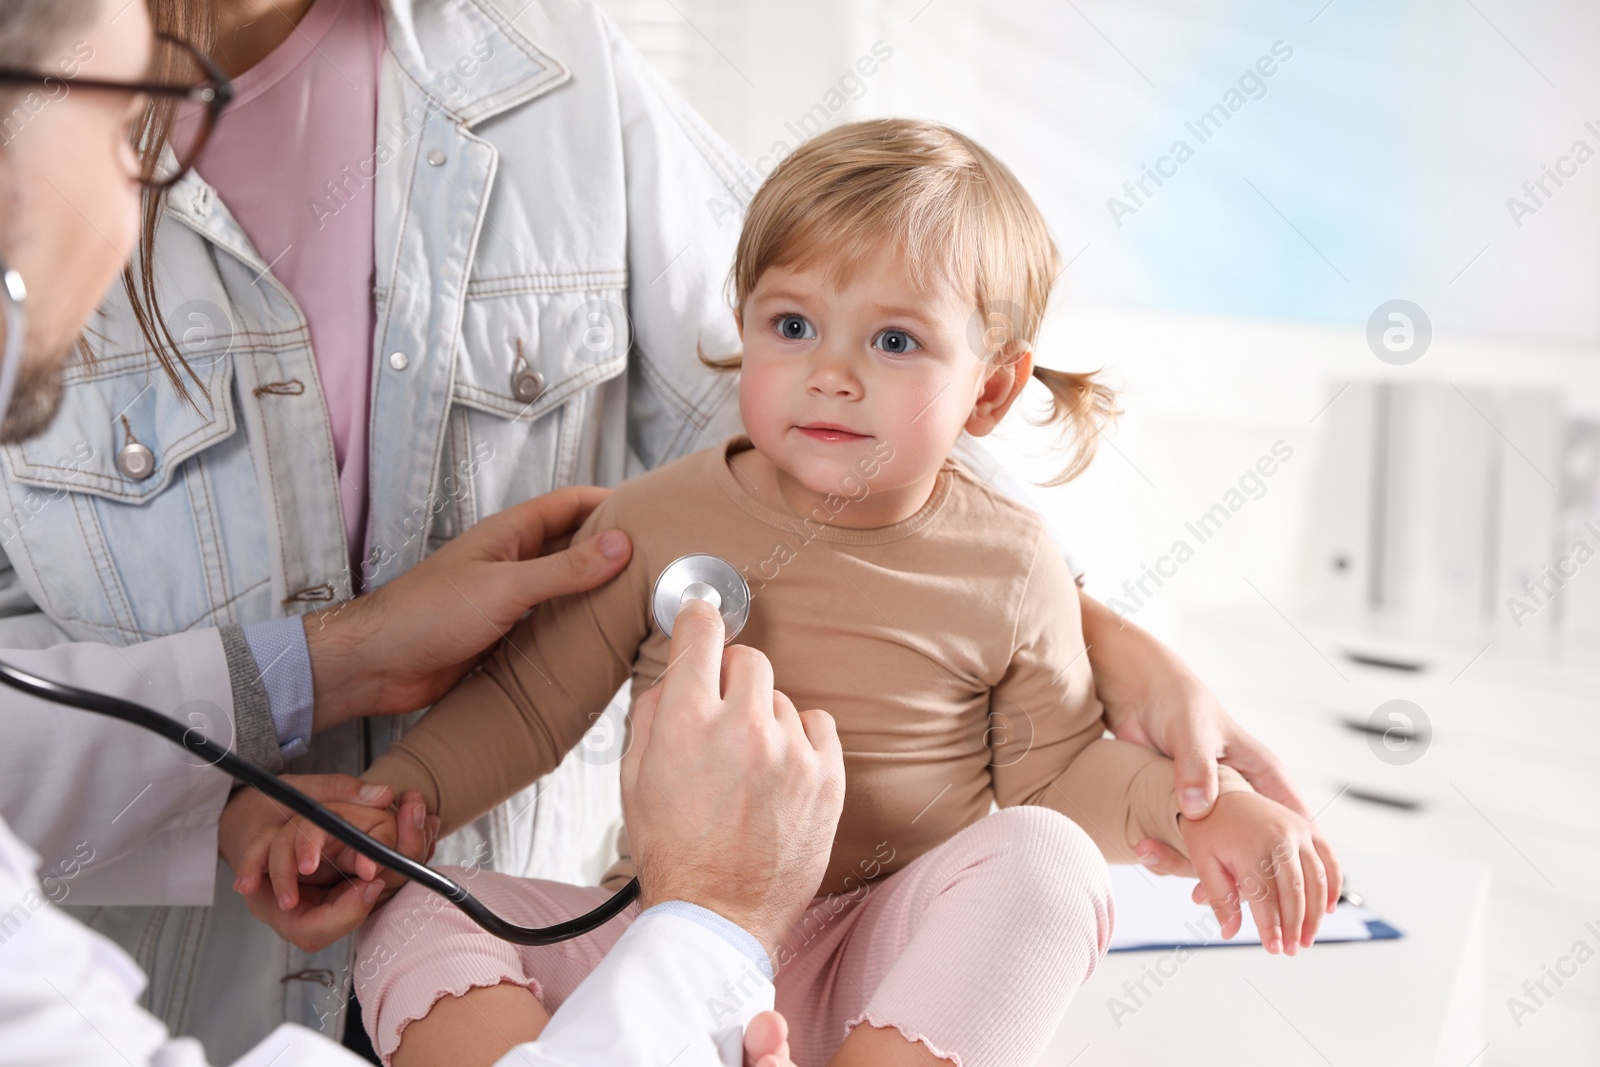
[1107,865,1403,952]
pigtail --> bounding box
[696,338,744,372]
[1030,366,1118,486]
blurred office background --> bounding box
[593,0,1600,1062]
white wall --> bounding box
[594,0,1600,628]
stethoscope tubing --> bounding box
[0,659,638,945]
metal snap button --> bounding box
[426,150,446,166]
[512,368,545,403]
[389,351,410,371]
[117,441,155,480]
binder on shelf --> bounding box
[1559,420,1600,636]
[1492,389,1563,634]
[1379,383,1494,623]
[1305,381,1379,616]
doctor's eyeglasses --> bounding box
[0,32,234,191]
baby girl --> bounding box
[246,118,1338,1067]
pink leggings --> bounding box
[354,806,1113,1067]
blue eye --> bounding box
[774,314,816,341]
[873,328,920,355]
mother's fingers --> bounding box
[1221,727,1313,821]
[1132,837,1198,879]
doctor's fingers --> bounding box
[243,877,386,954]
[476,484,611,561]
[721,644,776,718]
[503,527,632,610]
[620,682,660,797]
[283,772,396,810]
[792,704,842,764]
[656,599,726,716]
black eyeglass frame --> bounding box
[0,32,234,190]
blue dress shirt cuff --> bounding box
[241,616,316,761]
[643,900,774,980]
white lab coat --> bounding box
[0,630,238,905]
[0,817,770,1065]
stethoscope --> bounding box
[0,268,754,945]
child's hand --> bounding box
[218,779,437,951]
[233,800,402,906]
[1177,790,1341,955]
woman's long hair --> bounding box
[123,0,217,410]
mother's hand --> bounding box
[304,486,632,727]
[1078,593,1313,877]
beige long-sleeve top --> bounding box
[366,437,1248,895]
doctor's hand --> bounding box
[745,1011,798,1067]
[219,775,435,952]
[303,486,632,729]
[622,600,846,959]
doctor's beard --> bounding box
[0,350,63,444]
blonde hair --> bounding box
[712,118,1116,485]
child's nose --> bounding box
[805,350,862,399]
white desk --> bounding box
[1041,853,1489,1066]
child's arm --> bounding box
[363,492,653,834]
[989,528,1338,951]
[988,527,1251,861]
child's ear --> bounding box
[965,347,1034,437]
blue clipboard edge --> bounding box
[1109,917,1403,953]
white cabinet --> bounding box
[1164,606,1600,1066]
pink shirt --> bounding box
[194,0,384,582]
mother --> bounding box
[0,0,1314,1059]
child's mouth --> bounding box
[795,423,869,443]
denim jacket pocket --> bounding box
[419,284,631,552]
[453,277,630,422]
[2,350,237,505]
[0,352,267,643]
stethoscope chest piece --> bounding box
[652,553,750,641]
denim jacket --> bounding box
[0,0,749,1057]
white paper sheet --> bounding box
[1107,865,1399,952]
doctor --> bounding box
[0,2,841,1064]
